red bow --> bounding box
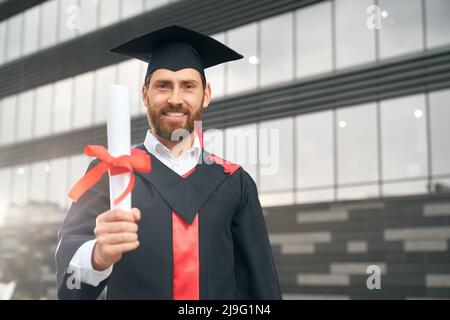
[68,145,151,206]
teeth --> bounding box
[166,112,185,117]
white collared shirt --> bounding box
[143,130,202,176]
[68,130,202,290]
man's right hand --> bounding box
[92,208,141,271]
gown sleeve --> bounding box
[231,169,282,300]
[55,159,111,300]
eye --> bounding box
[185,83,195,90]
[156,82,168,89]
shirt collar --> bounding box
[143,130,202,160]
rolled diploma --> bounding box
[107,84,131,211]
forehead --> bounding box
[151,68,202,82]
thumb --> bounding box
[131,208,141,221]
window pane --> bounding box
[11,165,29,206]
[40,0,58,49]
[69,154,91,196]
[139,60,148,115]
[296,1,332,78]
[121,0,143,20]
[297,111,334,188]
[34,84,53,137]
[73,72,94,129]
[338,184,379,201]
[337,103,378,184]
[16,90,34,141]
[335,0,376,69]
[426,0,450,49]
[30,161,49,203]
[144,0,169,10]
[0,168,12,224]
[429,89,450,176]
[49,157,69,209]
[99,0,120,28]
[0,96,17,145]
[203,128,225,159]
[23,6,40,56]
[379,0,424,59]
[259,117,293,192]
[53,78,73,133]
[79,0,98,35]
[117,59,141,116]
[380,94,428,180]
[296,189,333,204]
[59,0,80,42]
[382,180,428,196]
[226,124,258,184]
[261,12,294,86]
[431,178,450,194]
[94,65,117,124]
[226,23,257,95]
[260,191,294,207]
[0,21,6,64]
[205,33,225,99]
[6,14,23,62]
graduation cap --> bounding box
[110,24,244,83]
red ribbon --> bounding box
[68,145,151,206]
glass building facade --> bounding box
[0,0,449,299]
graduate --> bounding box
[55,25,281,300]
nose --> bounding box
[167,87,182,106]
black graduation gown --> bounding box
[55,145,281,300]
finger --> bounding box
[100,209,136,223]
[98,233,138,246]
[131,208,141,221]
[95,221,138,235]
[106,241,140,256]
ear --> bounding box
[202,82,212,109]
[142,84,150,108]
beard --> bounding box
[147,95,204,141]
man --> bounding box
[56,25,281,300]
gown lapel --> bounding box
[134,144,230,224]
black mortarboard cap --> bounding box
[110,25,243,83]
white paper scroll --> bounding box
[107,84,131,211]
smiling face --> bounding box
[142,68,211,142]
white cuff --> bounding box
[68,239,113,287]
